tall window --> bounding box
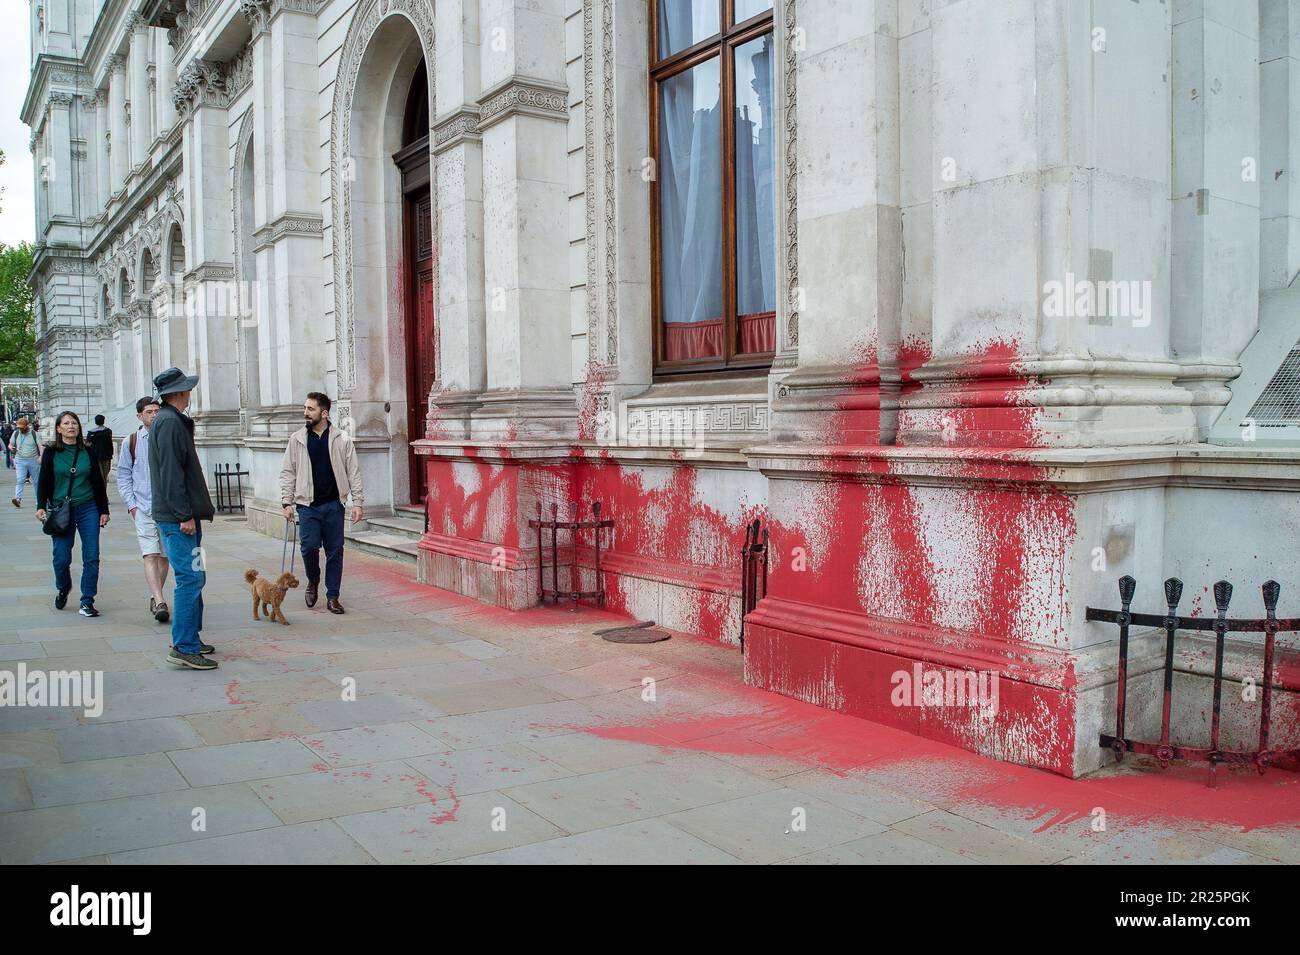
[652,0,776,373]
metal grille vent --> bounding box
[1244,339,1300,427]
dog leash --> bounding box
[281,515,298,575]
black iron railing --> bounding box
[1089,575,1300,787]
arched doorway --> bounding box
[395,60,434,503]
[332,5,435,513]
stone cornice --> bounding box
[185,262,236,284]
[252,212,324,251]
[742,443,1300,493]
[476,76,568,133]
[20,54,87,127]
[432,106,482,153]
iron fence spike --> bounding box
[1214,580,1233,611]
[1119,574,1136,605]
[1262,580,1280,612]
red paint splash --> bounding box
[414,777,461,825]
[566,693,1300,834]
[225,680,249,705]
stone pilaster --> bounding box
[767,0,901,446]
[108,55,128,195]
[1171,2,1261,437]
[473,0,575,438]
[428,0,487,437]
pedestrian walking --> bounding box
[10,416,42,507]
[35,411,110,616]
[149,367,218,670]
[87,414,114,484]
[117,396,171,624]
[2,420,13,468]
[279,392,364,614]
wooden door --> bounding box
[405,188,435,505]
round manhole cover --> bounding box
[593,621,671,644]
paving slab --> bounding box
[453,817,742,865]
[251,760,444,824]
[293,692,437,731]
[299,722,450,766]
[780,830,981,865]
[335,791,566,864]
[24,752,190,807]
[0,783,282,864]
[503,752,781,834]
[663,787,888,864]
[56,716,204,762]
[109,820,377,864]
[168,737,322,787]
[404,742,575,796]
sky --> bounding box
[0,11,35,250]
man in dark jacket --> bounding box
[87,414,114,483]
[149,367,218,670]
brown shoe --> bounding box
[326,597,344,615]
[305,581,318,608]
[11,498,19,507]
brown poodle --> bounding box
[244,568,300,625]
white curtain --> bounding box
[659,59,723,359]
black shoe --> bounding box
[153,600,170,623]
[305,581,319,608]
[167,648,218,670]
[326,597,345,615]
[79,603,99,617]
[54,591,68,610]
[199,641,215,655]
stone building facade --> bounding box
[23,0,1300,777]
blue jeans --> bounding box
[297,499,345,599]
[51,500,101,606]
[158,520,205,654]
[14,456,38,499]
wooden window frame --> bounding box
[649,0,776,378]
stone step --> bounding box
[363,515,425,541]
[345,530,419,566]
[394,504,425,521]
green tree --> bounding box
[0,242,36,376]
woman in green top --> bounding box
[35,411,111,616]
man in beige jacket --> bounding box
[279,392,364,613]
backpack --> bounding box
[129,430,138,463]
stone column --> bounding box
[474,0,574,438]
[263,5,327,408]
[1260,0,1300,290]
[94,90,110,212]
[766,0,901,445]
[108,55,128,195]
[1171,3,1261,435]
[45,93,75,220]
[893,0,1196,449]
[154,28,177,136]
[429,0,487,437]
[129,17,152,172]
[176,61,240,451]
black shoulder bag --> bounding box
[42,446,81,537]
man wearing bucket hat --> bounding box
[149,367,218,670]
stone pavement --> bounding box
[1,479,1297,865]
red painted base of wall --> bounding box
[743,597,1078,777]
